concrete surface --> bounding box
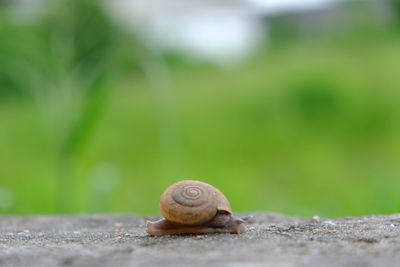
[0,213,399,267]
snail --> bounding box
[146,180,246,236]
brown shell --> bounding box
[159,180,232,225]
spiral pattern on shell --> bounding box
[159,180,232,225]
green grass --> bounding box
[1,30,400,217]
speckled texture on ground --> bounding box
[0,213,400,267]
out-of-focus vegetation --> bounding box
[394,0,400,23]
[0,0,400,217]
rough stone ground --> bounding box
[0,213,400,267]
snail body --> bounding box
[146,180,245,236]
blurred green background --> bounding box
[0,0,400,217]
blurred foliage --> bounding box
[0,0,139,99]
[0,0,142,212]
[394,0,400,23]
[0,0,400,217]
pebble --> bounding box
[311,216,321,223]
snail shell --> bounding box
[159,180,232,225]
[146,180,246,236]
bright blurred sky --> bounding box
[247,0,340,14]
[103,0,346,64]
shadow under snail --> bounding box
[146,180,246,236]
